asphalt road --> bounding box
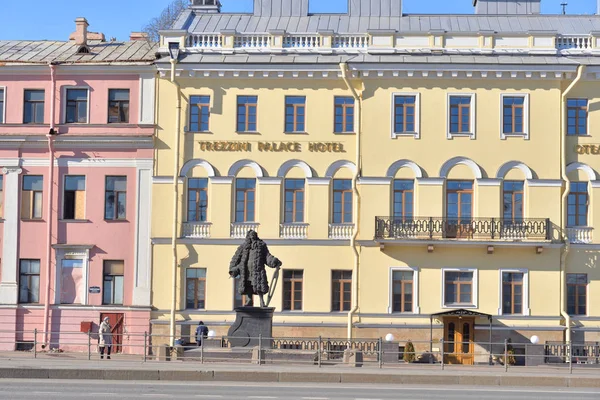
[0,380,598,399]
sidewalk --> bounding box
[0,352,600,387]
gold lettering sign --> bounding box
[575,144,600,155]
[198,141,345,153]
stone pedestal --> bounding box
[228,307,274,348]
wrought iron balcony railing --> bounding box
[375,217,552,241]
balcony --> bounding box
[231,222,260,239]
[566,227,594,244]
[375,217,552,242]
[329,224,354,240]
[182,222,211,238]
[280,223,308,239]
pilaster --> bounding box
[133,167,152,306]
[0,167,22,304]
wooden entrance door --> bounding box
[100,313,124,353]
[444,317,474,365]
[446,181,473,238]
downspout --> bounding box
[560,64,585,344]
[43,63,57,346]
[168,59,182,347]
[340,63,362,339]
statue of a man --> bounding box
[229,230,282,307]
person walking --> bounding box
[98,317,113,359]
[195,321,208,347]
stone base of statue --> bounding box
[227,307,274,348]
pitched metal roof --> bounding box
[0,40,157,64]
[174,12,600,35]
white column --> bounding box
[0,167,22,304]
[132,166,152,306]
[138,73,156,125]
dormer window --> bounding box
[190,0,221,13]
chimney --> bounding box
[73,17,88,46]
[190,0,222,13]
[130,32,149,41]
[473,0,541,15]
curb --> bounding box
[0,368,599,387]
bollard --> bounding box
[378,337,383,369]
[569,341,573,375]
[440,339,444,370]
[88,330,92,361]
[201,338,204,364]
[33,329,37,359]
[317,336,322,368]
[258,334,262,365]
[143,332,147,363]
[504,339,508,372]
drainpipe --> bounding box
[339,63,362,339]
[560,64,585,344]
[168,58,182,347]
[42,63,57,346]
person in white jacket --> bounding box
[98,317,113,360]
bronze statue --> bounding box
[229,230,282,307]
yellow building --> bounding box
[152,0,600,363]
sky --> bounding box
[0,0,597,42]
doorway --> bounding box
[100,313,124,353]
[445,180,473,238]
[443,317,474,365]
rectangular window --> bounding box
[567,182,588,227]
[60,259,83,304]
[108,89,130,123]
[503,181,524,221]
[394,95,416,134]
[190,95,210,132]
[393,180,414,221]
[283,270,303,311]
[392,270,413,313]
[449,95,472,134]
[237,95,257,132]
[502,272,523,314]
[331,270,352,312]
[333,179,352,224]
[334,96,354,133]
[502,96,525,134]
[187,178,208,222]
[23,90,45,124]
[65,88,88,123]
[105,176,127,220]
[285,96,306,133]
[284,179,305,223]
[19,259,40,304]
[444,271,473,306]
[103,260,124,305]
[63,176,86,220]
[0,88,4,123]
[186,268,206,309]
[567,99,588,136]
[22,175,43,220]
[567,273,587,316]
[235,178,256,222]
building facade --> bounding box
[0,19,156,353]
[151,0,600,363]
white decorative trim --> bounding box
[391,92,420,139]
[567,162,597,181]
[257,177,282,185]
[498,268,530,316]
[496,161,534,180]
[306,177,330,186]
[441,267,478,309]
[417,178,444,186]
[54,248,91,306]
[386,159,423,179]
[210,177,234,185]
[500,93,530,140]
[446,93,476,140]
[389,266,420,314]
[591,180,600,189]
[61,86,91,124]
[139,73,156,125]
[228,159,264,177]
[276,159,314,178]
[180,159,216,177]
[358,177,392,185]
[0,158,153,169]
[133,167,152,306]
[439,156,483,179]
[0,166,22,304]
[0,86,5,124]
[477,179,502,186]
[324,160,357,178]
[526,179,563,187]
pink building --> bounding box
[0,19,156,353]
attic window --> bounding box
[193,0,216,5]
[77,45,90,54]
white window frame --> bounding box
[441,267,478,309]
[54,248,91,306]
[446,93,476,140]
[61,86,91,124]
[391,92,420,139]
[0,86,6,124]
[500,93,529,140]
[498,268,530,316]
[388,266,419,314]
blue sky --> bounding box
[0,0,597,41]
